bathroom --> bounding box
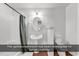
[0,3,78,56]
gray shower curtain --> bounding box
[19,15,29,53]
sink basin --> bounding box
[30,34,43,40]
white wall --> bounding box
[0,3,21,55]
[0,4,20,44]
[77,4,79,45]
[17,7,66,44]
[66,3,77,44]
[76,3,79,56]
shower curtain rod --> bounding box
[4,3,25,17]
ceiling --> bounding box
[8,3,69,9]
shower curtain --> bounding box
[19,15,29,53]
